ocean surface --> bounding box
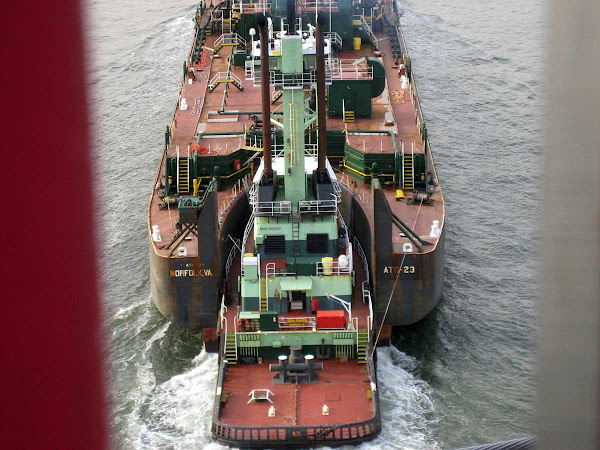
[87,0,544,448]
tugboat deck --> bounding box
[219,359,373,427]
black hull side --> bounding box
[376,229,445,326]
[149,192,251,329]
[340,187,445,327]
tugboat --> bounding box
[147,0,444,445]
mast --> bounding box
[281,0,306,207]
[256,13,273,183]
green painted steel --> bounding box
[281,34,307,207]
[367,57,386,98]
[236,329,357,348]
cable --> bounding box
[371,197,424,357]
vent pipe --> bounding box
[316,13,328,172]
[287,0,297,36]
[256,13,273,181]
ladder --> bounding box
[179,158,190,195]
[225,332,237,364]
[292,217,300,257]
[403,153,414,190]
[357,329,369,364]
[260,278,268,311]
[344,110,356,123]
[222,15,231,34]
[385,16,403,61]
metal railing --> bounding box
[296,0,339,11]
[239,0,271,13]
[248,185,292,216]
[240,211,255,273]
[327,58,374,80]
[212,416,380,445]
[325,32,342,48]
[265,262,296,278]
[252,69,332,87]
[265,263,296,278]
[353,236,369,284]
[362,281,373,341]
[220,294,229,360]
[298,199,337,214]
[225,242,239,276]
[254,201,292,216]
[354,14,378,50]
[214,33,247,49]
[316,260,351,276]
[208,71,243,91]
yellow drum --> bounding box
[322,257,334,276]
[353,37,361,50]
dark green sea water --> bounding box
[88,0,543,448]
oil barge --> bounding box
[148,0,444,446]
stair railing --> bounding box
[411,141,415,189]
[354,14,378,50]
[362,282,374,342]
[240,210,255,273]
[176,145,180,194]
[187,145,191,193]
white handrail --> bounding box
[214,33,247,49]
[317,261,351,275]
[208,71,243,90]
[240,211,255,273]
[176,145,180,193]
[354,14,378,49]
[326,293,352,324]
[353,235,369,284]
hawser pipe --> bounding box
[390,210,431,246]
[316,13,327,171]
[380,193,424,252]
[256,13,272,178]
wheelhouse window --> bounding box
[264,235,286,254]
[306,233,329,254]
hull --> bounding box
[377,228,445,325]
[149,191,251,329]
[340,188,445,326]
[149,240,217,328]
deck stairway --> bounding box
[260,278,268,311]
[179,158,190,195]
[214,33,246,55]
[271,90,283,104]
[403,153,414,191]
[344,110,356,123]
[355,14,378,50]
[208,71,244,93]
[196,178,212,198]
[383,16,403,61]
[357,329,369,364]
[225,332,237,364]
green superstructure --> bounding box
[235,10,357,359]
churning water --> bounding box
[88,0,543,448]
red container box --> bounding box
[316,310,345,329]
